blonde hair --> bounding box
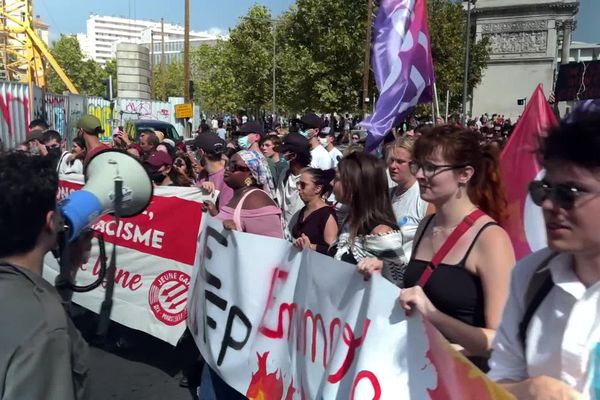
[386,136,416,160]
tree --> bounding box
[226,5,274,113]
[190,42,239,113]
[46,35,113,96]
[278,0,370,114]
[428,0,490,113]
[152,61,184,100]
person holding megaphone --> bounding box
[0,113,154,399]
[0,152,92,399]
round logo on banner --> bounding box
[148,270,191,326]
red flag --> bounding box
[499,84,557,260]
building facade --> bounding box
[471,0,579,120]
[77,15,219,65]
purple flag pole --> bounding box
[360,0,435,152]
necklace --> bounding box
[431,207,479,235]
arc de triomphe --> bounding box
[471,0,578,120]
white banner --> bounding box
[188,218,510,399]
[44,175,210,345]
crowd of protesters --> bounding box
[2,99,600,400]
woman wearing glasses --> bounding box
[211,150,283,238]
[399,126,515,369]
[488,108,600,398]
[291,168,338,254]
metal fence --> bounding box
[0,81,200,150]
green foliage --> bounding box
[278,0,369,113]
[428,0,490,113]
[46,35,115,97]
[152,61,184,101]
[191,42,239,113]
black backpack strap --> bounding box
[518,252,558,352]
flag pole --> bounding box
[362,0,374,117]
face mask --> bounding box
[237,135,251,150]
[47,147,62,159]
[29,145,40,155]
[149,171,166,185]
[299,129,310,139]
[319,138,329,147]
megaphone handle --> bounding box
[96,180,123,339]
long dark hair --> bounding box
[413,125,508,223]
[338,152,398,240]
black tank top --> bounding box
[292,206,336,255]
[403,215,498,328]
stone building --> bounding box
[471,0,579,120]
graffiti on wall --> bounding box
[45,95,67,135]
[87,101,113,140]
[120,100,170,122]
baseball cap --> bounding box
[300,113,325,130]
[26,128,45,142]
[237,121,264,137]
[145,150,173,169]
[193,133,226,153]
[76,115,104,135]
[280,132,309,154]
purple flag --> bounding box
[361,0,435,151]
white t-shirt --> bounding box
[488,248,600,395]
[328,147,343,168]
[57,152,83,175]
[310,145,334,170]
[216,128,226,140]
[390,181,427,260]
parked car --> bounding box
[125,120,182,143]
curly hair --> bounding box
[0,152,58,257]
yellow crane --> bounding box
[0,0,78,93]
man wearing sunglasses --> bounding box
[488,108,600,399]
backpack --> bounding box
[518,252,559,352]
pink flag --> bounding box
[500,84,557,260]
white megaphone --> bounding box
[60,149,153,241]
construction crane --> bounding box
[0,0,78,93]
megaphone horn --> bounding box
[60,149,154,241]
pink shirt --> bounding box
[216,205,283,239]
[196,168,234,208]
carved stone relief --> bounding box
[483,31,548,54]
[481,20,547,34]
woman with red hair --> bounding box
[399,126,515,369]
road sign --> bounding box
[175,103,193,119]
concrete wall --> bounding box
[116,43,151,100]
[473,61,554,120]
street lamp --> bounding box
[461,0,476,126]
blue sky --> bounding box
[36,0,295,42]
[37,0,599,43]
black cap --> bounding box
[193,133,226,153]
[237,121,264,137]
[280,132,309,154]
[300,113,325,130]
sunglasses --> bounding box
[529,180,595,210]
[408,161,467,178]
[226,161,250,173]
